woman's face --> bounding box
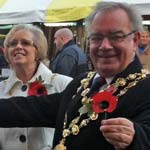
[7,30,37,68]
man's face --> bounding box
[89,9,138,77]
[139,31,150,47]
[54,32,64,51]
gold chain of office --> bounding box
[54,69,150,150]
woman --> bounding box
[0,24,72,150]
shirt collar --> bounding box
[94,73,114,85]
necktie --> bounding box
[90,77,106,95]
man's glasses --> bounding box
[88,30,136,45]
[7,39,36,48]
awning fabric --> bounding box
[0,0,50,24]
[0,0,150,24]
[0,0,100,24]
[45,0,100,23]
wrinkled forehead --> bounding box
[94,8,129,23]
[90,8,131,34]
[10,29,33,40]
[140,31,150,36]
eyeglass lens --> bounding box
[89,31,135,44]
[8,39,34,48]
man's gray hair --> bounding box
[85,1,143,35]
[56,28,73,39]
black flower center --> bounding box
[37,88,44,94]
[99,100,109,110]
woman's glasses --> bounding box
[8,39,36,48]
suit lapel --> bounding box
[112,55,142,83]
[66,74,95,124]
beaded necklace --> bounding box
[54,69,149,150]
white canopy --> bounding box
[0,0,52,24]
[0,0,101,24]
[0,0,150,25]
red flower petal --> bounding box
[28,81,48,96]
[92,91,117,113]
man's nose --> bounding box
[98,37,113,49]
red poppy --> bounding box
[92,91,118,113]
[28,81,48,96]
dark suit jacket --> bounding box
[50,40,88,78]
[0,56,150,150]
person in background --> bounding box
[0,46,9,81]
[50,28,88,78]
[0,24,72,150]
[137,28,150,70]
[0,46,8,69]
[0,2,149,150]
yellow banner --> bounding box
[0,0,7,8]
[46,0,101,22]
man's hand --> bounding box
[100,118,135,150]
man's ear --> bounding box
[60,36,65,43]
[133,32,140,52]
[133,32,140,45]
[60,36,64,40]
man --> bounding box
[137,29,150,70]
[0,2,149,150]
[138,29,150,54]
[50,28,88,78]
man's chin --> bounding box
[97,67,117,77]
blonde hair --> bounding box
[4,24,48,63]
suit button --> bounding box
[19,134,26,142]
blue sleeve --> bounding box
[56,54,77,77]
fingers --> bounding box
[100,124,133,136]
[101,117,133,126]
[104,132,132,143]
[105,137,129,150]
[100,118,135,149]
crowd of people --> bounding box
[0,1,150,150]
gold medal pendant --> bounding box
[54,143,66,150]
[54,139,66,150]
